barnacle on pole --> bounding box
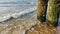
[48,0,60,26]
[37,0,48,22]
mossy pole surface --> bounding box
[37,0,48,22]
[48,0,60,26]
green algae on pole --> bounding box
[48,0,60,26]
[37,0,48,22]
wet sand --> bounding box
[26,22,57,34]
[0,11,38,34]
[0,11,60,34]
[57,26,60,34]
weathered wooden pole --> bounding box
[48,0,60,27]
[25,0,60,34]
[37,0,48,22]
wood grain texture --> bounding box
[37,0,48,22]
[48,0,60,26]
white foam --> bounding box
[11,7,36,18]
[0,7,36,22]
[0,15,11,22]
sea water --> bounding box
[0,0,36,22]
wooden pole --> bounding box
[37,0,48,22]
[25,0,60,34]
[48,0,60,27]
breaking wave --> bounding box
[0,7,36,22]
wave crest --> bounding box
[0,7,36,22]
